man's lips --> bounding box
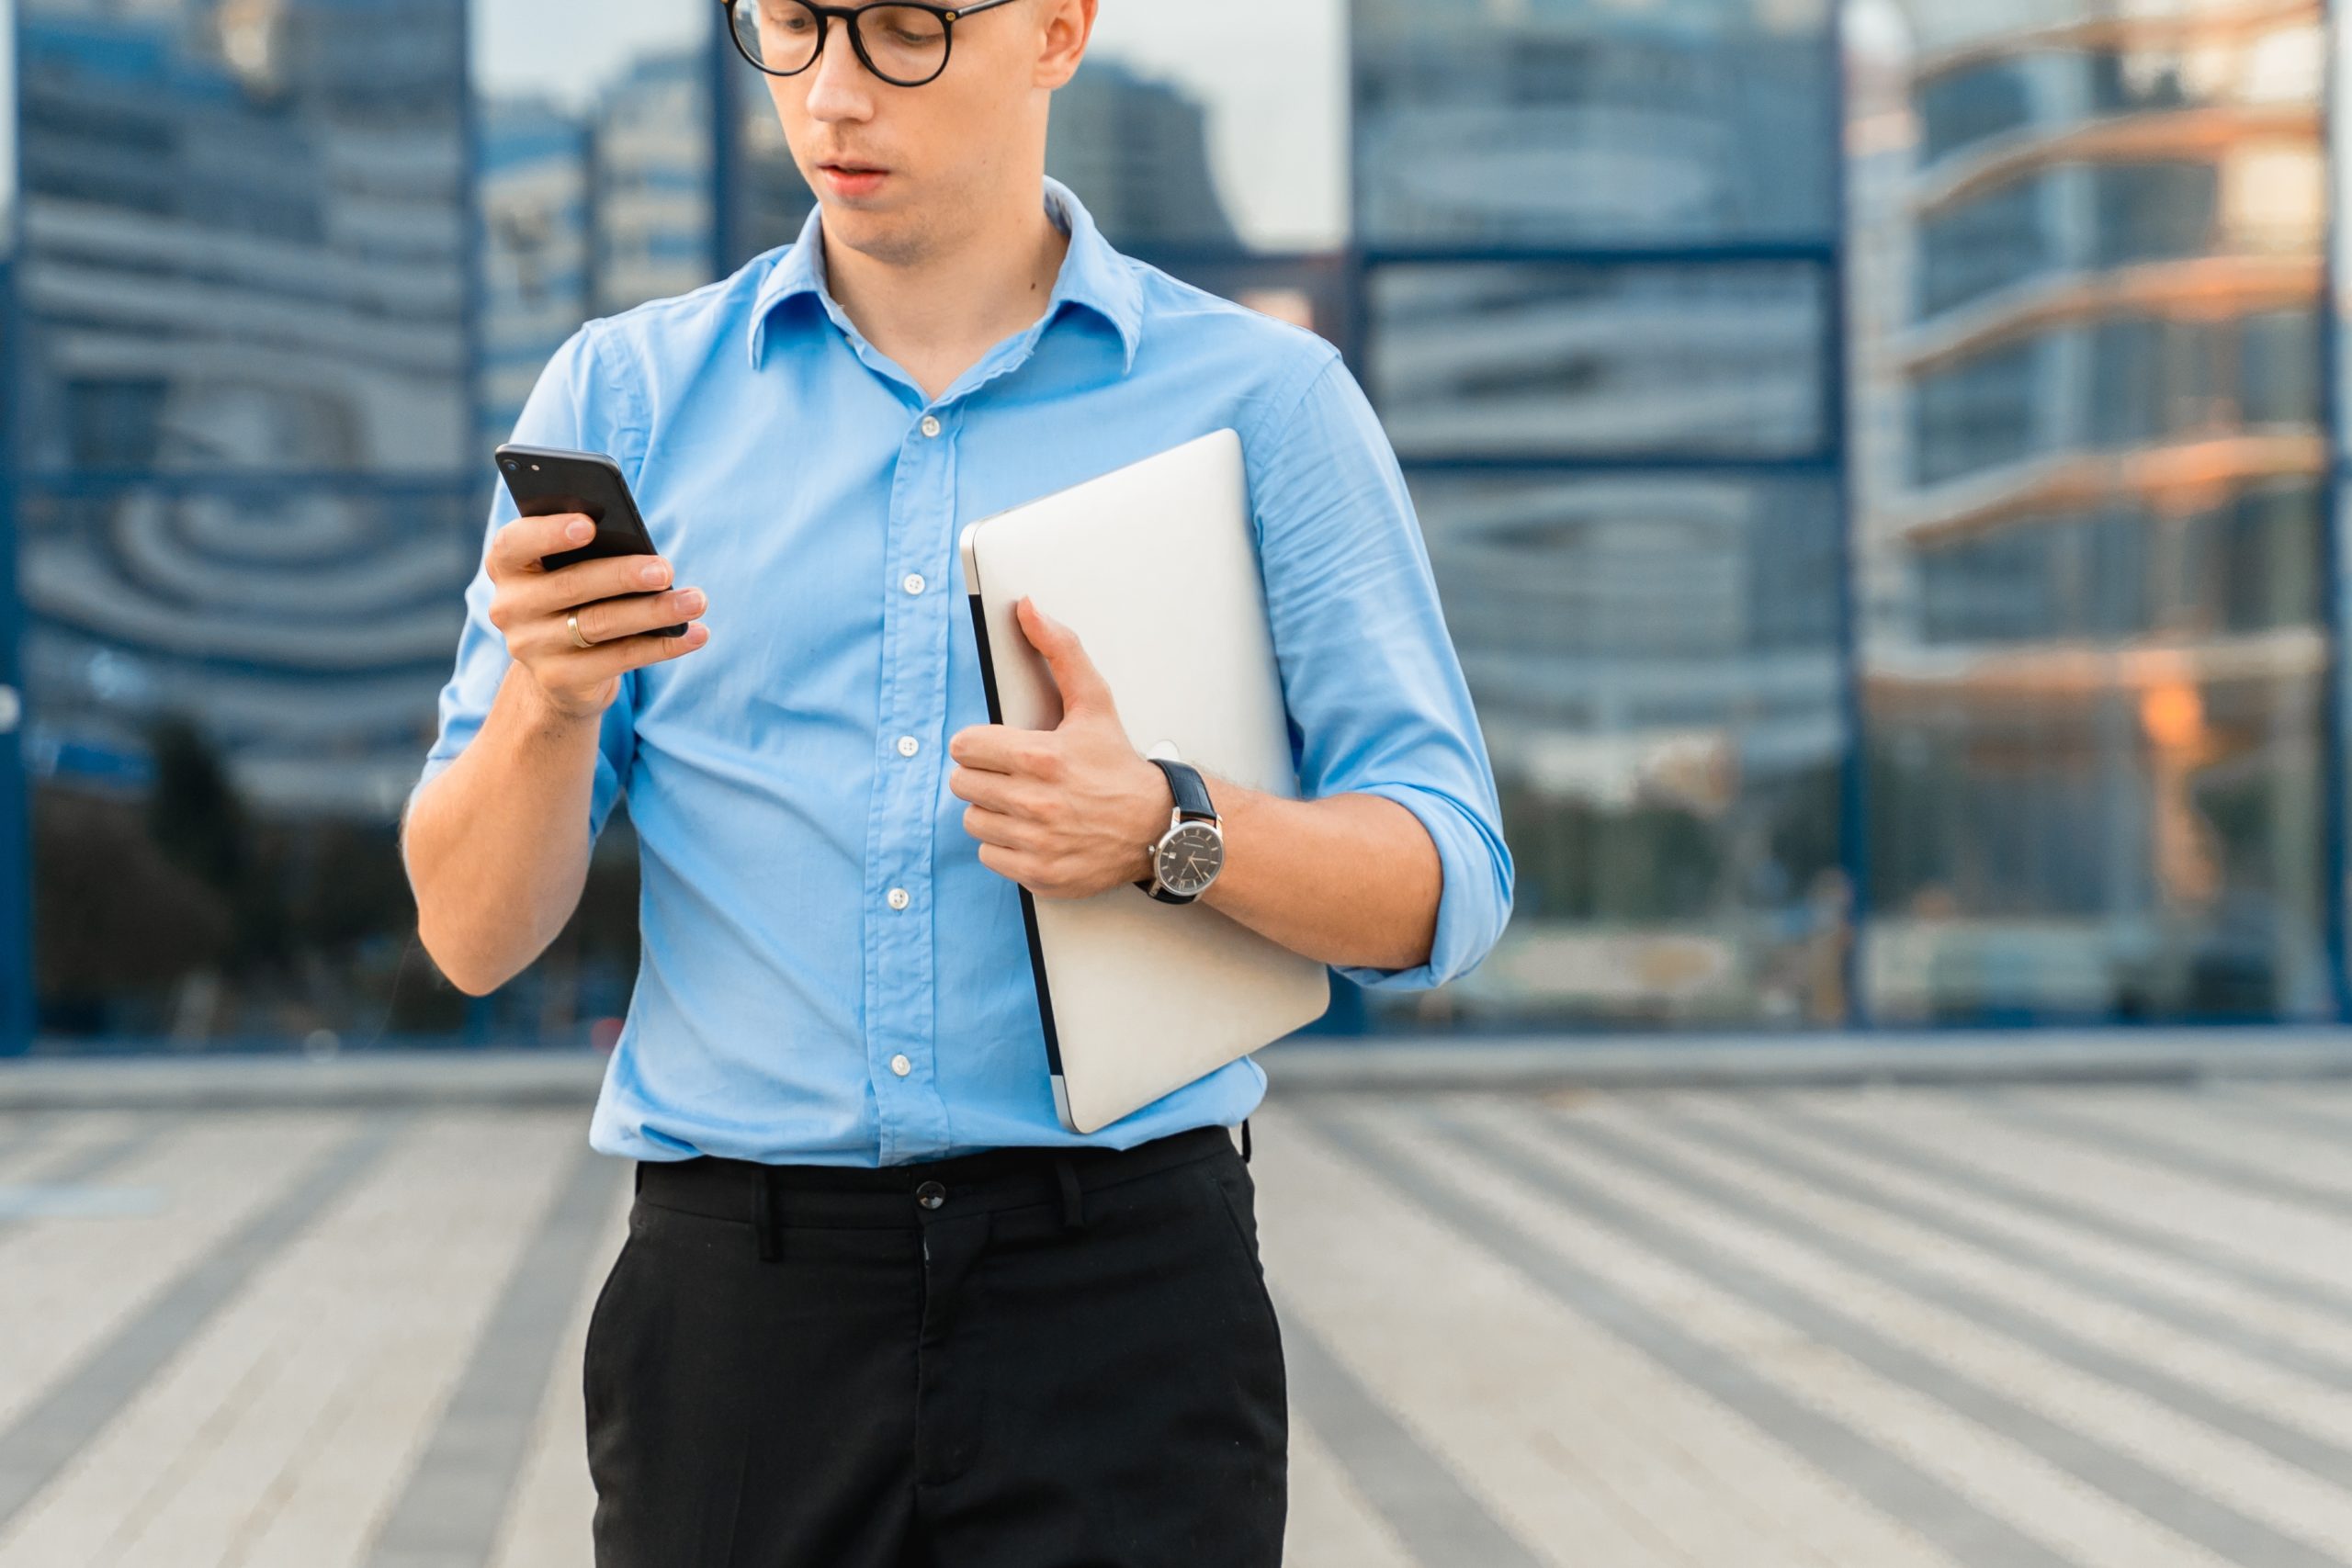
[818,161,890,194]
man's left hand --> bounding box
[949,596,1171,900]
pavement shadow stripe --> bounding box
[1290,1104,2076,1568]
[362,1140,629,1568]
[1269,1285,1550,1568]
[0,1111,410,1533]
[1770,1102,2352,1325]
[1972,1096,2352,1219]
[2177,1091,2352,1163]
[0,1114,55,1174]
[1534,1105,2352,1492]
[0,1125,164,1235]
[1654,1104,2352,1395]
[1408,1102,2352,1568]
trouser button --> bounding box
[916,1179,947,1210]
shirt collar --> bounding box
[745,174,1143,376]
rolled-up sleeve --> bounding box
[404,321,641,846]
[1243,348,1517,991]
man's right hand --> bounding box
[486,512,711,721]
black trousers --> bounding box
[583,1122,1286,1566]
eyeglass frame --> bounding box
[719,0,1027,88]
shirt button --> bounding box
[902,571,926,595]
[888,886,910,910]
[896,735,920,757]
[920,414,942,438]
[890,1053,911,1077]
[916,1179,946,1210]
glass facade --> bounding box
[3,1,1353,1053]
[1849,0,2333,1022]
[13,0,2352,1050]
[1351,0,1848,1030]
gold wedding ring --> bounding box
[566,609,595,649]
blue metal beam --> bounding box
[2317,0,2350,1022]
[1829,0,1871,1029]
[0,253,30,1055]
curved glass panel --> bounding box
[1403,472,1849,1030]
[1354,0,1836,247]
[1371,261,1830,462]
[1850,0,2330,1023]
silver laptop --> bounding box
[957,428,1331,1134]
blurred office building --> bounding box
[590,49,714,320]
[1846,0,2331,1021]
[9,0,2352,1051]
[478,96,590,452]
[1351,0,1849,1027]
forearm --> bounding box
[401,661,601,995]
[1192,779,1441,972]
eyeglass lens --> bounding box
[729,1,950,83]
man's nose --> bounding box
[804,17,874,118]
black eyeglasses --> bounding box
[722,0,1024,89]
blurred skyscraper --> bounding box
[1848,0,2331,1021]
[10,0,2352,1051]
[1351,0,1849,1027]
[13,0,476,818]
[479,96,590,452]
[591,49,713,320]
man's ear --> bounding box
[1032,0,1096,91]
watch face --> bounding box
[1157,822,1224,896]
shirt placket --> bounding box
[864,399,961,1163]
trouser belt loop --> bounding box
[1240,1117,1252,1165]
[752,1165,781,1262]
[1054,1155,1086,1231]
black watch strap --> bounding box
[1136,759,1217,901]
[1151,758,1216,821]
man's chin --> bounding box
[820,203,928,266]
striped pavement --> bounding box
[1,1086,2350,1565]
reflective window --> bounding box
[1917,28,2324,168]
[17,0,713,1051]
[17,0,469,477]
[1852,0,2331,1025]
[1915,156,2313,318]
[1914,482,2323,646]
[1912,309,2323,488]
[1404,473,1849,1029]
[1353,0,1835,247]
[1369,263,1829,462]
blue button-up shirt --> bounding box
[411,176,1514,1166]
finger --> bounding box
[537,619,712,682]
[570,584,707,647]
[946,765,1046,817]
[511,552,675,621]
[948,723,1057,777]
[976,840,1048,887]
[492,512,599,576]
[961,803,1045,851]
[1015,598,1114,718]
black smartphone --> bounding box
[494,441,687,637]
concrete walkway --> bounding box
[3,1084,2351,1564]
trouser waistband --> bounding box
[631,1122,1243,1256]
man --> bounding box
[400,0,1513,1562]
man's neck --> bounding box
[821,191,1071,404]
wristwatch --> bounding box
[1136,757,1225,904]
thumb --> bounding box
[1020,597,1114,719]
